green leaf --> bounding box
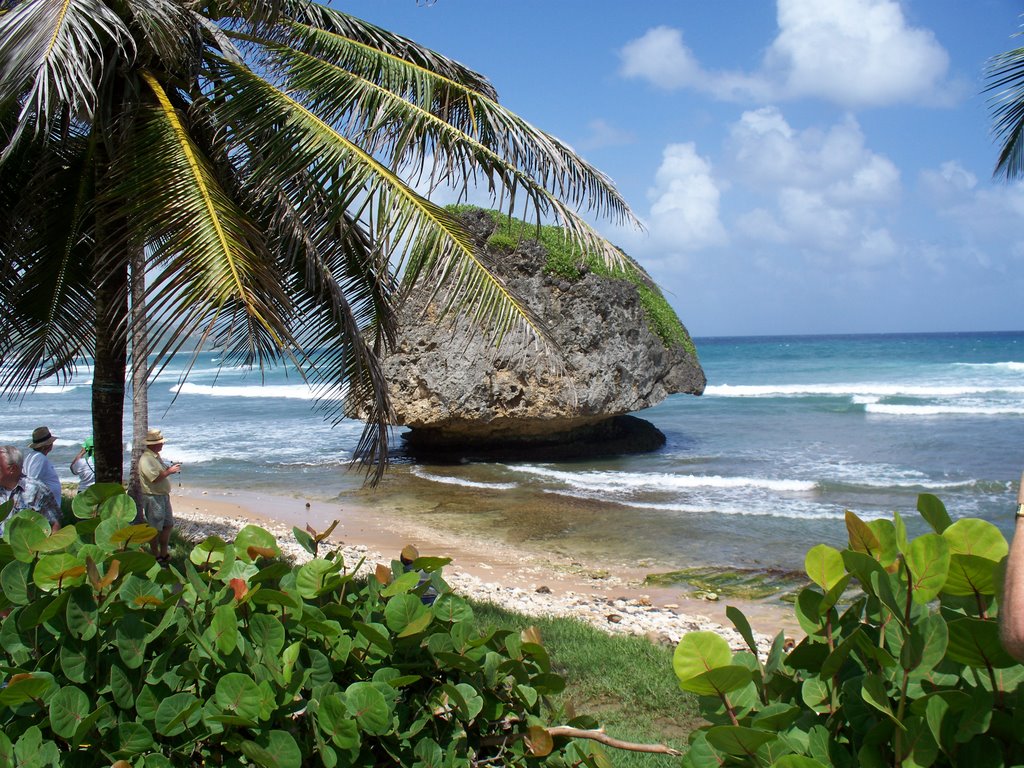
[31,524,79,553]
[945,616,1018,669]
[115,614,148,669]
[66,585,99,641]
[235,525,280,562]
[155,692,201,736]
[8,514,48,562]
[0,673,54,706]
[942,554,999,598]
[905,534,950,604]
[866,519,899,569]
[725,606,761,659]
[116,722,154,756]
[345,682,391,735]
[212,602,239,654]
[249,613,286,657]
[243,730,302,768]
[292,527,316,555]
[1,559,31,604]
[673,631,732,686]
[800,677,831,714]
[432,593,473,623]
[384,592,428,632]
[918,494,953,533]
[677,665,752,696]
[110,523,157,546]
[71,483,127,519]
[295,559,339,598]
[846,510,881,557]
[190,535,228,566]
[772,757,830,768]
[750,703,801,731]
[705,725,776,756]
[353,621,394,654]
[942,518,1008,561]
[48,686,90,738]
[861,674,903,729]
[805,544,845,591]
[381,569,421,597]
[318,694,361,750]
[33,553,86,591]
[215,672,262,722]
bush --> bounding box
[0,484,609,766]
[673,494,1023,767]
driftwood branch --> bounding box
[478,726,682,756]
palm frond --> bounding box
[986,45,1024,180]
[205,55,545,347]
[117,72,295,368]
[0,0,133,155]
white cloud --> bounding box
[618,0,957,108]
[645,143,727,252]
[766,0,954,107]
[726,108,902,264]
[618,26,702,90]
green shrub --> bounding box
[0,484,610,766]
[673,494,1023,767]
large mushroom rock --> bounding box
[370,208,705,459]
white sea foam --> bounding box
[412,467,518,490]
[955,361,1024,372]
[706,383,1024,398]
[170,382,344,400]
[517,466,816,493]
[865,403,1024,416]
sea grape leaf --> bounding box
[1,560,31,604]
[115,614,148,669]
[110,524,157,546]
[942,554,999,598]
[66,585,98,641]
[246,731,302,768]
[905,534,950,604]
[48,686,90,739]
[31,524,79,553]
[945,617,1017,669]
[215,672,262,721]
[296,559,339,598]
[33,553,86,591]
[673,631,733,686]
[901,613,948,676]
[867,519,899,570]
[292,527,316,555]
[381,569,421,597]
[801,677,831,714]
[805,544,845,591]
[0,673,54,706]
[212,603,239,655]
[705,725,776,756]
[71,483,126,519]
[772,757,829,768]
[846,511,881,558]
[678,665,752,696]
[432,593,473,624]
[942,519,1008,562]
[345,682,391,735]
[116,722,154,756]
[235,525,280,562]
[861,674,903,728]
[190,535,228,566]
[918,494,953,534]
[725,606,761,659]
[8,514,47,562]
[155,692,201,737]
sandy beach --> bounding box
[171,485,799,652]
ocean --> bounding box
[2,330,1021,575]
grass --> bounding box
[471,601,702,767]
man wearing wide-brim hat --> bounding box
[24,425,63,505]
[138,428,181,564]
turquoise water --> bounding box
[3,330,1021,571]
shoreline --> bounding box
[172,486,800,652]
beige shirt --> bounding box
[138,448,170,495]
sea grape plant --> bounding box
[0,484,607,767]
[673,493,1023,767]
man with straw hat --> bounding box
[24,426,62,505]
[138,428,181,565]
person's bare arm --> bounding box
[1000,472,1024,662]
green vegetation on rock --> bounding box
[449,206,697,356]
[644,565,809,602]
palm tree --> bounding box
[987,33,1024,179]
[0,0,637,483]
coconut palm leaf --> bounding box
[987,45,1024,180]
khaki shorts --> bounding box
[143,494,174,530]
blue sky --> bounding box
[343,0,1022,337]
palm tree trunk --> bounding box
[128,248,149,509]
[92,260,128,484]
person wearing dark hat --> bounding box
[70,436,96,492]
[24,426,62,505]
[138,428,180,564]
